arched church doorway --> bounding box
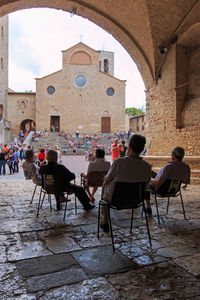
[20,119,35,133]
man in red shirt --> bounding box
[110,138,120,160]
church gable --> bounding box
[70,51,92,65]
[62,42,99,67]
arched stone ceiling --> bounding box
[0,0,200,88]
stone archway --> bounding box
[0,0,155,88]
[20,119,36,133]
[1,0,200,155]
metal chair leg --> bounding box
[97,201,101,238]
[37,187,43,218]
[143,202,152,246]
[30,184,37,204]
[166,197,170,214]
[63,201,68,222]
[155,194,160,224]
[49,195,52,211]
[40,192,45,208]
[74,179,77,215]
[75,194,77,215]
[130,208,134,234]
[107,207,115,252]
[180,190,186,220]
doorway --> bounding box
[50,116,60,132]
[101,117,110,133]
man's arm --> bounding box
[151,177,165,189]
[104,159,118,185]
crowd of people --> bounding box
[0,143,26,175]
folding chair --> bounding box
[81,171,108,200]
[151,179,186,224]
[97,181,152,251]
[37,174,70,221]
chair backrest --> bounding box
[42,174,60,194]
[157,179,181,197]
[111,182,146,209]
[87,171,108,187]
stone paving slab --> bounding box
[15,253,78,278]
[175,253,200,277]
[26,267,88,293]
[72,245,137,275]
[39,277,118,300]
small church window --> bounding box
[107,87,114,96]
[75,75,87,87]
[1,26,3,39]
[104,59,109,73]
[1,57,3,70]
[47,86,55,94]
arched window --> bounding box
[104,59,109,73]
[1,57,3,70]
[0,104,3,121]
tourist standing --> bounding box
[73,146,77,156]
[110,138,120,160]
[0,148,6,175]
[8,149,15,174]
[13,147,20,173]
[119,140,127,157]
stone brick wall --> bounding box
[7,92,36,137]
[0,15,9,143]
[146,44,200,156]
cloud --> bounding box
[8,8,145,108]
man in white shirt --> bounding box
[82,148,110,202]
[101,134,151,232]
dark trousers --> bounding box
[9,162,14,174]
[0,160,6,175]
[55,183,90,209]
[67,183,90,207]
[14,161,19,173]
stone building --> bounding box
[1,1,200,155]
[8,43,125,135]
[0,15,10,144]
[130,114,146,136]
[7,42,125,136]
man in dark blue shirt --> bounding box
[39,150,94,211]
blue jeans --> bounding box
[0,160,6,175]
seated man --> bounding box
[151,146,190,191]
[81,148,110,203]
[101,134,151,232]
[39,150,94,211]
[22,149,42,186]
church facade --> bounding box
[7,43,125,136]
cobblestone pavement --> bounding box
[0,156,200,299]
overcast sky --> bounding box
[9,8,145,108]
